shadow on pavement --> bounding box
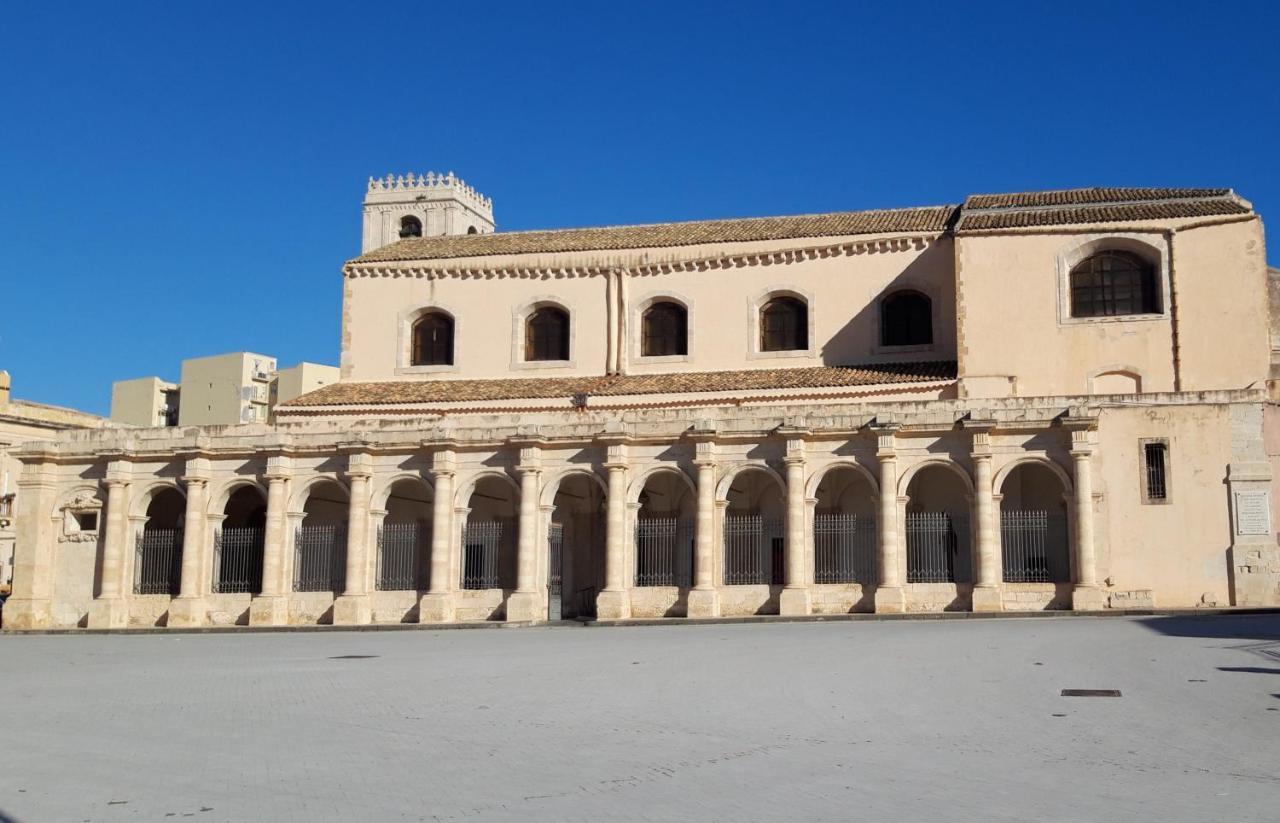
[1135,613,1280,642]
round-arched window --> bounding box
[760,296,808,352]
[642,301,688,357]
[412,311,454,366]
[399,216,423,239]
[881,290,933,346]
[526,306,570,361]
[1069,251,1158,317]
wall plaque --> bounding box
[1234,490,1272,536]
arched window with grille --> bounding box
[399,215,422,239]
[525,306,570,361]
[759,295,808,352]
[411,311,454,366]
[1069,251,1158,317]
[881,290,933,346]
[641,301,688,357]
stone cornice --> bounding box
[342,233,937,280]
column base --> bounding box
[167,596,207,628]
[873,585,907,614]
[779,587,812,616]
[505,591,543,623]
[88,597,129,629]
[595,589,631,621]
[1072,585,1108,611]
[687,587,720,618]
[0,597,51,630]
[418,592,455,624]
[971,585,1004,613]
[249,595,290,626]
[332,594,372,626]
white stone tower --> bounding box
[361,171,495,253]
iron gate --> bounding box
[723,515,783,585]
[813,513,876,584]
[294,524,347,592]
[213,527,264,593]
[547,521,563,619]
[905,512,963,583]
[635,517,694,587]
[461,519,505,590]
[1001,510,1070,583]
[377,522,428,591]
[134,527,183,595]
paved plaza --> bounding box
[1,614,1278,822]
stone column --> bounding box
[687,434,720,618]
[420,445,457,623]
[250,456,291,626]
[780,434,811,616]
[1069,429,1105,610]
[873,428,906,613]
[506,443,545,623]
[2,452,59,630]
[169,457,212,628]
[334,451,373,625]
[970,428,1002,613]
[88,459,132,629]
[596,442,632,620]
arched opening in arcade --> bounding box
[723,468,785,586]
[634,469,695,591]
[462,475,516,593]
[295,480,349,593]
[135,486,185,596]
[377,478,433,592]
[214,485,267,594]
[547,473,606,620]
[812,466,877,586]
[999,463,1071,584]
[904,465,972,586]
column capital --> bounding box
[604,440,630,470]
[265,454,293,481]
[182,456,213,484]
[694,438,717,467]
[104,460,133,485]
[1069,427,1094,457]
[431,447,457,475]
[345,450,375,479]
[783,433,807,463]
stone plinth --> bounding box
[167,596,207,628]
[971,585,1003,613]
[874,586,906,614]
[333,594,372,626]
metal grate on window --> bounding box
[813,513,877,583]
[214,527,265,593]
[1144,442,1168,501]
[635,517,694,586]
[134,528,183,595]
[723,515,784,585]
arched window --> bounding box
[526,306,570,361]
[466,225,478,235]
[1070,251,1158,317]
[760,295,808,352]
[399,216,422,239]
[642,301,688,357]
[881,290,933,346]
[411,311,454,366]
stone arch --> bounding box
[207,478,265,517]
[897,458,974,498]
[540,467,607,508]
[1087,365,1144,394]
[628,464,696,505]
[129,480,186,520]
[288,474,349,515]
[1056,235,1168,322]
[455,470,520,511]
[371,472,435,511]
[715,462,787,502]
[805,459,880,499]
[993,456,1073,497]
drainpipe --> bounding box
[605,269,617,375]
[1166,230,1183,392]
[617,268,630,375]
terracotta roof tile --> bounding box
[281,362,958,408]
[349,207,957,264]
[963,187,1232,209]
[955,187,1250,231]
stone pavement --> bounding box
[1,614,1278,822]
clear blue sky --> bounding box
[2,1,1276,415]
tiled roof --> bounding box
[956,187,1249,231]
[350,207,957,264]
[281,362,958,408]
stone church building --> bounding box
[5,174,1278,630]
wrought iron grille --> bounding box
[1001,510,1070,583]
[635,517,694,587]
[547,522,563,597]
[814,513,877,584]
[462,519,505,590]
[723,515,783,585]
[1144,441,1168,501]
[294,524,347,592]
[377,522,428,591]
[213,527,264,593]
[135,527,183,595]
[905,512,961,583]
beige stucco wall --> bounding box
[274,363,340,408]
[110,376,175,427]
[956,217,1268,398]
[179,352,275,426]
[342,232,956,382]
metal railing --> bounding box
[723,514,783,585]
[377,522,428,591]
[635,517,693,587]
[0,493,14,520]
[213,527,264,593]
[294,524,347,592]
[462,519,506,590]
[134,527,183,595]
[814,513,876,584]
[905,512,963,583]
[1001,510,1070,583]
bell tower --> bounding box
[361,171,496,253]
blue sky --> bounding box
[2,1,1276,415]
